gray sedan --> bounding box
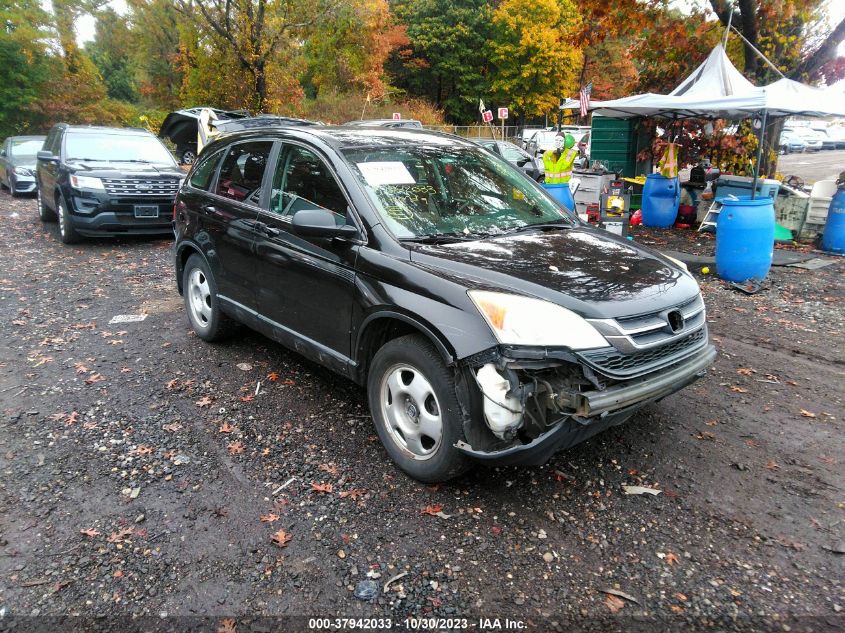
[1,135,45,196]
[474,139,544,181]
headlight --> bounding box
[664,254,689,272]
[69,175,104,190]
[13,167,32,176]
[468,290,609,349]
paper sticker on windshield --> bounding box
[357,162,416,186]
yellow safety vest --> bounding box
[543,148,578,184]
[658,143,679,178]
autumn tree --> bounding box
[488,0,582,121]
[388,0,494,122]
[173,0,346,112]
[0,0,55,136]
[126,0,184,108]
[85,7,139,102]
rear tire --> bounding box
[57,196,80,244]
[180,148,197,165]
[37,188,56,222]
[368,334,471,482]
[182,254,237,341]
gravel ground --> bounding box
[0,191,843,632]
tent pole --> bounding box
[752,110,767,200]
[723,6,734,47]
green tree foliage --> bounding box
[0,0,54,136]
[488,0,582,119]
[85,8,138,102]
[388,0,493,122]
[126,0,184,108]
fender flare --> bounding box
[356,310,456,368]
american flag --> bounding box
[579,82,592,117]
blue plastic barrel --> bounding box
[821,187,845,253]
[715,196,775,282]
[544,183,574,212]
[641,173,680,228]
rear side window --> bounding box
[190,149,224,191]
[215,141,273,205]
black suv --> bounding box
[36,125,184,243]
[173,126,716,482]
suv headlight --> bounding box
[13,167,33,176]
[70,175,104,190]
[468,290,609,349]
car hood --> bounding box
[408,227,701,319]
[68,161,184,178]
[12,159,37,171]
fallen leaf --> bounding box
[766,461,780,471]
[260,513,280,523]
[195,396,214,407]
[85,373,105,385]
[228,441,244,455]
[800,409,816,418]
[736,367,755,375]
[311,482,334,494]
[422,504,444,516]
[65,411,79,426]
[729,385,748,393]
[239,394,255,402]
[267,372,280,382]
[219,422,236,433]
[622,485,661,496]
[491,526,502,535]
[79,528,101,538]
[75,363,89,375]
[271,529,292,547]
[218,618,237,633]
[604,593,626,613]
[129,445,154,456]
[339,488,366,500]
[675,592,688,601]
[665,552,680,565]
[113,570,124,578]
[107,528,133,544]
[695,431,717,441]
[166,379,180,390]
[319,463,339,476]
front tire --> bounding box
[368,335,471,482]
[180,148,197,165]
[182,254,236,341]
[9,179,17,197]
[37,188,56,222]
[57,196,80,244]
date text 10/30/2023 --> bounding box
[307,617,527,630]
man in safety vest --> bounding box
[543,134,578,184]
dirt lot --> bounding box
[0,191,843,632]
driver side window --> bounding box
[269,145,348,224]
[215,141,273,205]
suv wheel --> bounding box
[368,335,470,482]
[57,196,80,244]
[182,254,236,341]
[37,188,56,222]
[180,148,197,165]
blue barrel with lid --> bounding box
[641,173,679,227]
[543,183,574,212]
[715,196,775,282]
[821,187,845,253]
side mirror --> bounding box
[37,151,58,163]
[0,150,6,157]
[291,208,359,240]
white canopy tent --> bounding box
[585,43,845,195]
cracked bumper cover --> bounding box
[456,343,717,466]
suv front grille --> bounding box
[579,327,707,378]
[103,178,180,198]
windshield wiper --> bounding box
[503,220,574,234]
[110,159,154,163]
[401,232,485,244]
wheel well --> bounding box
[176,244,201,293]
[356,316,453,382]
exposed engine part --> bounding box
[474,364,524,440]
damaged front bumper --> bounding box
[455,342,717,466]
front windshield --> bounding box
[343,144,575,239]
[11,139,43,158]
[65,133,177,165]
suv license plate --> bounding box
[134,205,159,218]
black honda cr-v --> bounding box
[173,125,716,482]
[36,124,185,243]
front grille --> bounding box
[579,327,707,378]
[103,178,180,198]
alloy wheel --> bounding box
[379,364,443,460]
[188,268,212,328]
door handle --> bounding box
[261,225,281,237]
[203,204,223,216]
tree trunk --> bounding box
[254,62,266,113]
